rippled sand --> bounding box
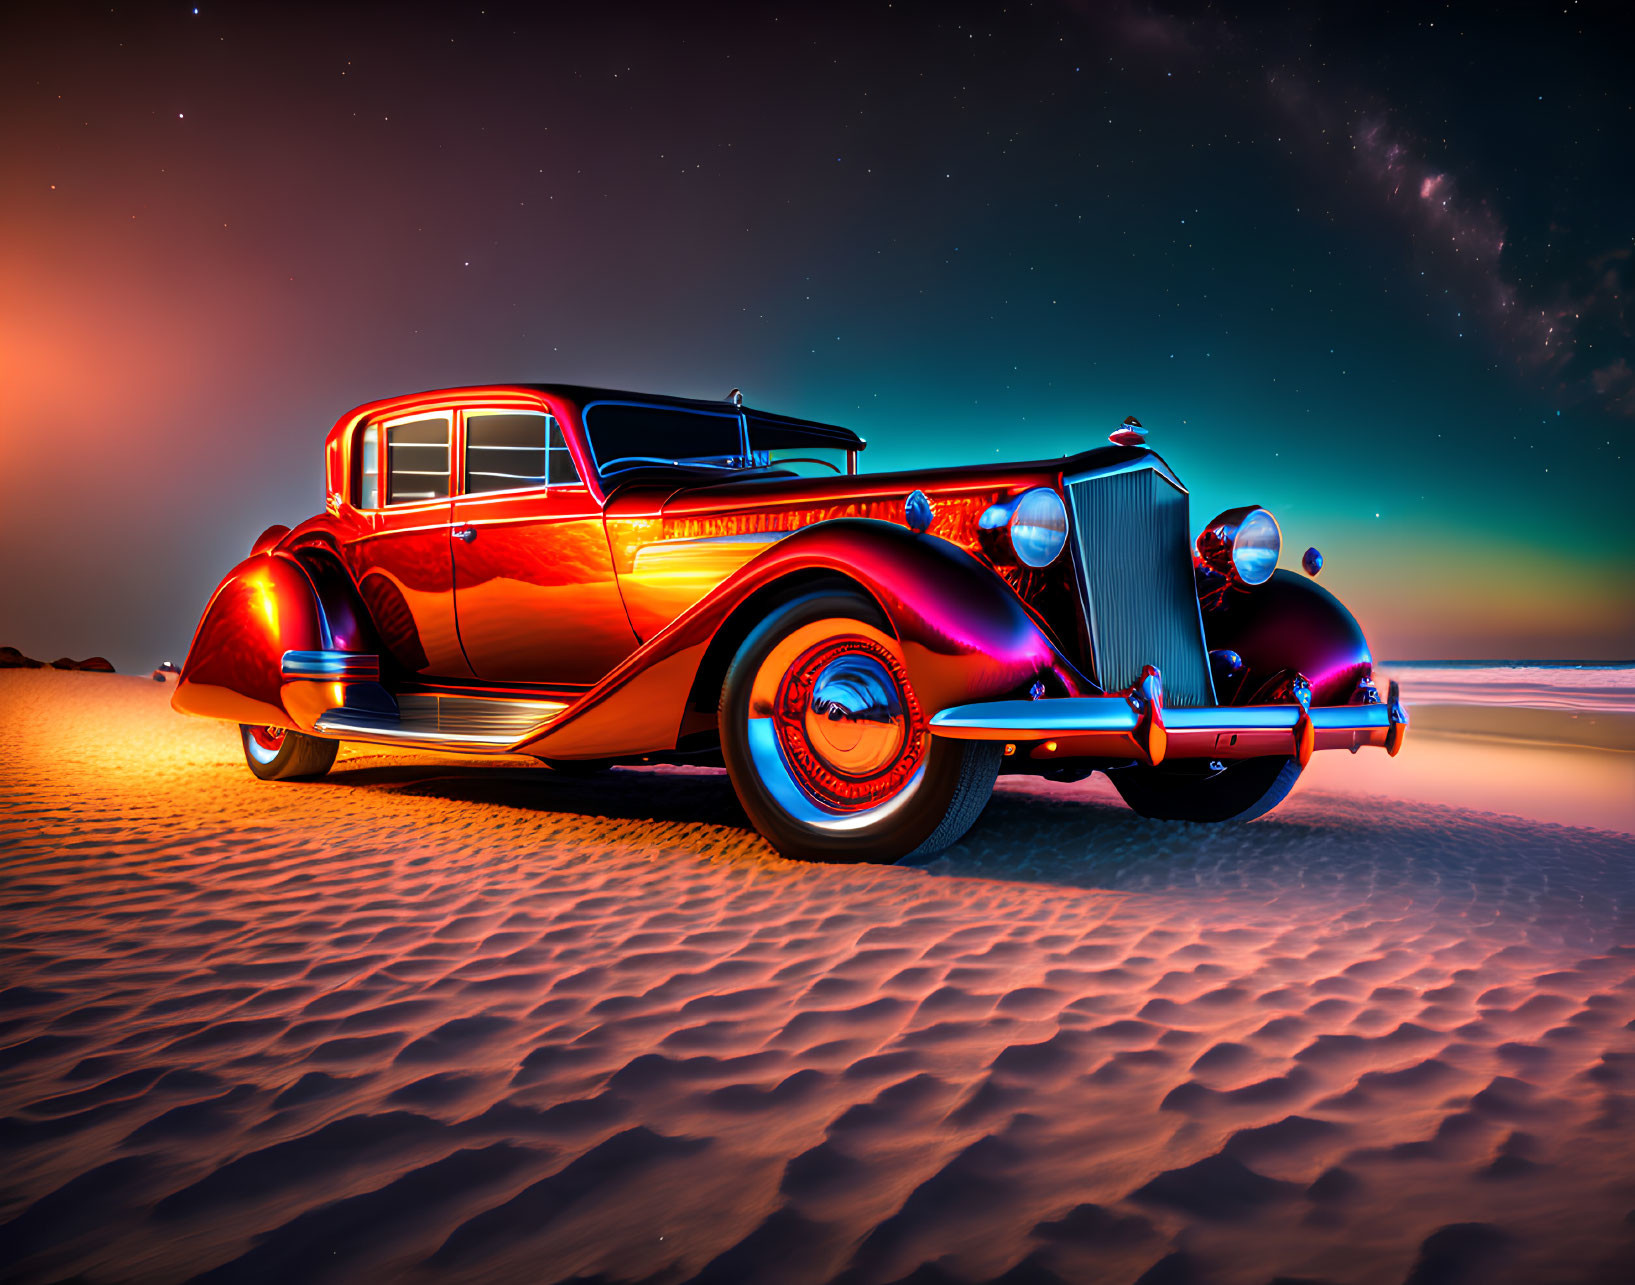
[2,670,1633,1284]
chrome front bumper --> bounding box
[929,678,1407,768]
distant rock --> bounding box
[54,656,116,672]
[1,647,115,672]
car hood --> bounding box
[604,442,1174,522]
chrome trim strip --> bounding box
[280,649,380,681]
[311,715,522,748]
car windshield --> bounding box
[583,403,746,475]
[746,411,851,476]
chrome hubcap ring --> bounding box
[246,725,285,764]
[771,635,925,812]
[803,651,907,777]
[744,617,929,832]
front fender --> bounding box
[773,520,1078,713]
[1203,569,1372,707]
[171,552,328,730]
[525,518,1081,759]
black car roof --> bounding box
[537,384,866,451]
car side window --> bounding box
[384,413,452,505]
[464,409,579,494]
[358,427,379,508]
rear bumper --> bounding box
[929,681,1407,767]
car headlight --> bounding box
[1197,505,1281,586]
[979,487,1069,568]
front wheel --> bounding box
[1110,755,1301,823]
[240,724,338,781]
[719,588,1003,863]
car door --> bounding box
[342,409,470,677]
[450,405,637,686]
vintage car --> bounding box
[173,383,1405,862]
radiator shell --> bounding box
[1065,466,1216,708]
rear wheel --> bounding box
[240,724,338,781]
[720,588,1002,863]
[1110,754,1301,823]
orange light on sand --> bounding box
[1302,725,1635,832]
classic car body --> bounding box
[174,383,1405,861]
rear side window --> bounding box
[358,429,379,508]
[385,413,452,504]
[464,409,579,494]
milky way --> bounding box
[1347,114,1629,416]
[1106,2,1633,420]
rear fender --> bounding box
[172,549,364,732]
[1202,569,1372,707]
[523,518,1083,759]
[289,543,382,661]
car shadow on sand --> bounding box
[326,761,752,829]
[316,760,1635,909]
[324,759,1170,866]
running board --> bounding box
[314,694,569,750]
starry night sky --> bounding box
[2,1,1630,670]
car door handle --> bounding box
[455,527,477,543]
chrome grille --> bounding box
[1066,467,1215,707]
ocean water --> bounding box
[1379,660,1635,714]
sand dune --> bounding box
[1,669,1633,1284]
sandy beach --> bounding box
[2,668,1632,1284]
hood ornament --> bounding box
[1108,416,1147,447]
[725,388,743,407]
